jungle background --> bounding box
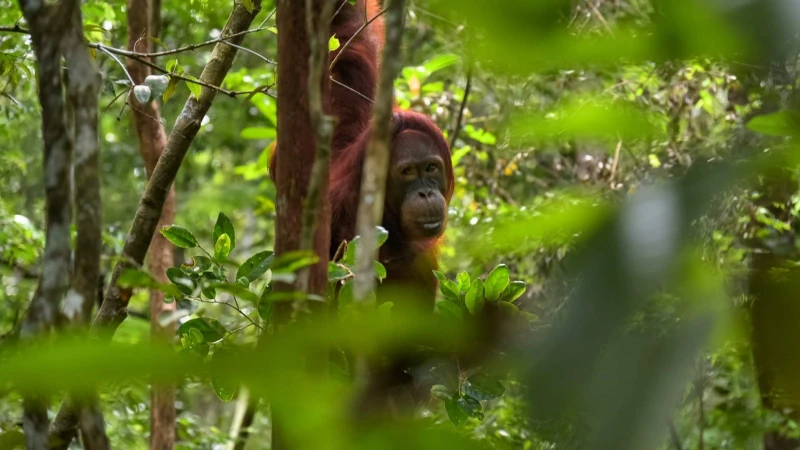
[3,0,800,449]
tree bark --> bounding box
[273,0,334,310]
[126,0,177,447]
[16,0,82,447]
[269,1,335,449]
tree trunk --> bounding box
[125,0,176,448]
[271,1,334,448]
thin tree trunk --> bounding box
[352,0,405,302]
[125,0,177,447]
[16,0,79,447]
[270,2,335,449]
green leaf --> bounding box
[185,77,201,99]
[214,234,232,261]
[267,26,278,34]
[378,301,393,318]
[165,59,181,73]
[484,264,510,301]
[433,271,459,300]
[374,261,387,281]
[211,347,239,402]
[445,393,482,426]
[746,110,800,137]
[208,282,259,303]
[437,300,464,320]
[431,384,452,401]
[421,54,459,78]
[178,318,226,344]
[457,272,471,293]
[187,328,204,346]
[500,280,527,302]
[376,226,389,247]
[160,225,198,248]
[240,127,277,140]
[258,286,273,322]
[343,237,359,267]
[213,213,236,251]
[166,267,195,295]
[236,251,275,282]
[465,279,485,315]
[328,262,350,282]
[118,269,157,288]
[272,250,320,274]
[241,0,255,13]
[444,394,469,427]
[497,301,520,317]
[163,76,179,103]
[329,35,340,51]
[463,373,505,400]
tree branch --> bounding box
[297,0,337,294]
[352,0,405,303]
[449,68,472,150]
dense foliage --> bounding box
[3,0,800,449]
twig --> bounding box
[609,138,622,184]
[329,77,374,103]
[331,0,348,23]
[0,24,29,33]
[587,0,614,36]
[96,45,135,85]
[449,68,472,150]
[328,6,388,71]
[195,297,263,330]
[258,8,277,29]
[221,40,276,65]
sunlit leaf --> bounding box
[484,264,510,301]
[214,233,231,261]
[213,212,236,251]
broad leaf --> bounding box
[484,264,510,301]
[500,280,527,302]
[465,279,485,315]
[160,225,198,248]
[213,213,236,251]
[178,318,226,344]
[236,251,275,282]
[214,234,231,261]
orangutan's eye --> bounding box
[426,164,437,173]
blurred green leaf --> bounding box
[178,318,226,344]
